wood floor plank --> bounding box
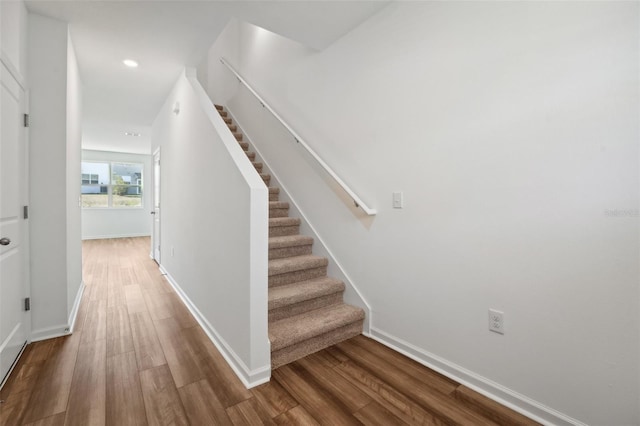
[107,269,126,308]
[335,341,498,425]
[106,305,135,357]
[139,365,189,426]
[453,385,540,426]
[272,364,361,426]
[154,318,204,388]
[23,412,66,426]
[354,401,410,426]
[106,351,147,426]
[72,285,93,333]
[251,380,299,418]
[349,335,458,394]
[125,284,148,314]
[81,299,107,343]
[129,311,167,371]
[64,338,107,426]
[0,391,32,426]
[226,397,275,425]
[178,379,233,425]
[90,264,108,301]
[185,326,252,407]
[334,360,448,426]
[0,342,48,401]
[295,353,371,412]
[22,335,82,423]
[273,406,320,425]
[143,289,174,321]
[167,293,197,328]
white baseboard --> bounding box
[68,281,85,333]
[82,233,150,240]
[366,327,586,426]
[158,265,271,388]
[30,324,71,342]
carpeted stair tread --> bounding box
[269,255,328,276]
[269,304,364,352]
[269,234,313,249]
[239,142,249,150]
[269,217,298,227]
[252,162,263,172]
[215,104,223,111]
[269,277,344,311]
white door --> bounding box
[152,149,161,263]
[0,60,28,386]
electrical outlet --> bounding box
[488,309,504,334]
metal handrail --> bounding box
[220,57,377,216]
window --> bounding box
[81,162,143,208]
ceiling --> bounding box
[25,0,389,155]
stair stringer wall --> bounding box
[224,106,371,334]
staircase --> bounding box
[215,105,365,369]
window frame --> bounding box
[81,161,144,209]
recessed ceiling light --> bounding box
[123,59,138,68]
[124,132,141,137]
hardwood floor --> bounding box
[0,237,538,425]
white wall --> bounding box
[151,70,269,386]
[206,3,639,425]
[28,13,83,340]
[81,150,152,240]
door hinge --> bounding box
[23,114,29,128]
[24,298,30,311]
[23,206,28,219]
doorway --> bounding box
[151,149,161,263]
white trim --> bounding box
[30,325,71,342]
[0,323,23,353]
[82,233,151,240]
[67,281,85,333]
[225,108,373,334]
[366,327,586,426]
[0,341,27,390]
[159,265,271,388]
[0,50,26,90]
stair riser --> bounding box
[269,244,312,260]
[239,142,249,151]
[271,320,363,369]
[269,193,279,202]
[262,177,271,185]
[224,118,232,124]
[246,152,255,160]
[269,266,327,287]
[269,208,289,218]
[269,293,343,322]
[253,163,263,172]
[234,133,243,141]
[228,125,237,132]
[219,111,228,117]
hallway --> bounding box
[0,238,536,425]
